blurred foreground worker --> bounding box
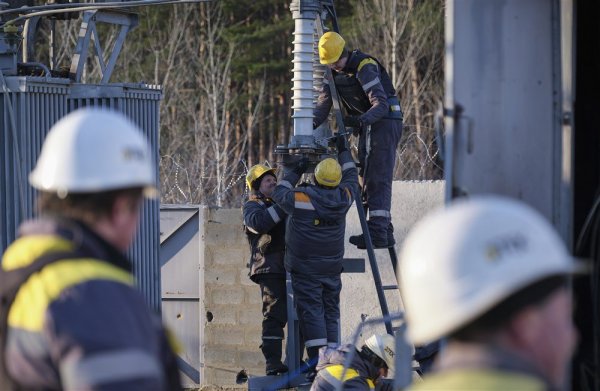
[400,196,581,390]
[0,109,182,390]
[311,333,395,391]
[243,164,289,376]
[272,136,358,380]
[314,31,403,249]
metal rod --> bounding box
[334,313,404,391]
[50,18,55,70]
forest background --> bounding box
[42,0,445,207]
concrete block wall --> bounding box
[202,207,265,385]
[171,180,445,387]
[340,180,445,341]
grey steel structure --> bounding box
[443,0,574,245]
[159,205,204,388]
[0,76,162,309]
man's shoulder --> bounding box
[409,369,546,391]
[244,196,268,207]
[8,255,136,330]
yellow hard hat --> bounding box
[319,32,345,65]
[246,164,276,190]
[314,158,342,187]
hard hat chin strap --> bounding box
[358,346,387,370]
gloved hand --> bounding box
[293,157,309,176]
[344,116,363,129]
[375,379,394,391]
[335,133,348,153]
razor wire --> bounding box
[159,127,443,207]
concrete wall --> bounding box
[202,207,264,385]
[165,180,444,387]
[340,180,445,342]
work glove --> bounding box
[376,379,394,391]
[344,116,363,129]
[292,157,309,176]
[335,133,348,153]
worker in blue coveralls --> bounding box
[272,136,359,381]
[313,31,403,249]
[243,164,289,376]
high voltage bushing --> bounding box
[312,21,331,150]
[289,0,321,148]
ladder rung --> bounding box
[382,285,398,290]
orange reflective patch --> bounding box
[294,192,311,202]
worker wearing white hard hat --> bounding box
[310,333,395,391]
[399,195,582,390]
[1,108,182,390]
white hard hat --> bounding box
[399,195,580,346]
[365,334,395,374]
[29,108,156,197]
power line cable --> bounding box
[0,0,214,27]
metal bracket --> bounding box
[69,9,138,83]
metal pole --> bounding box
[50,18,55,70]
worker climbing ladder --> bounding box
[315,12,402,339]
[316,6,436,385]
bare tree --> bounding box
[156,2,251,207]
[350,0,444,180]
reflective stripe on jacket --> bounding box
[2,218,182,391]
[409,369,547,391]
[311,345,381,391]
[315,364,375,391]
[272,151,358,275]
[314,50,401,127]
[410,342,555,391]
[243,194,286,281]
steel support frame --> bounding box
[70,9,138,83]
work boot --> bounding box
[304,346,323,383]
[349,224,395,249]
[266,362,289,376]
[387,223,396,246]
[261,340,288,376]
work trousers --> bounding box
[358,118,403,238]
[256,275,287,340]
[291,273,342,351]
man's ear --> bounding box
[110,194,141,223]
[109,195,128,224]
[507,306,542,346]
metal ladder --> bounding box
[316,15,402,338]
[318,15,420,389]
